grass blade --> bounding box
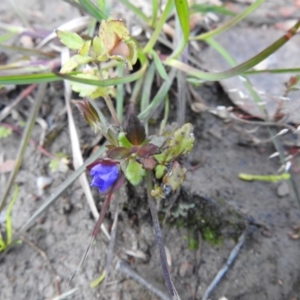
[149,49,168,80]
[175,0,190,43]
[191,0,265,41]
[78,0,108,21]
[139,68,177,120]
[143,0,174,53]
[166,20,300,81]
[190,3,236,16]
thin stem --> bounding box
[146,171,180,300]
[104,96,120,126]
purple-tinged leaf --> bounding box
[107,147,130,160]
[138,143,159,158]
[125,114,145,146]
[139,157,157,170]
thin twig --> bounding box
[116,260,171,300]
[202,231,246,300]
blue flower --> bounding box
[90,162,119,193]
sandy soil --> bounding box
[1,1,300,300]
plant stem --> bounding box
[146,171,180,300]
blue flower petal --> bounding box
[90,163,119,193]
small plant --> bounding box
[74,104,194,299]
[1,0,300,299]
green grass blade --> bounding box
[116,64,124,123]
[166,20,300,81]
[140,62,156,113]
[0,72,63,85]
[143,0,174,53]
[139,68,177,120]
[151,0,159,27]
[6,185,19,245]
[0,57,148,86]
[78,0,108,21]
[175,0,190,43]
[245,68,300,75]
[190,4,236,16]
[191,0,265,41]
[149,49,168,80]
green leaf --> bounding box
[90,270,106,288]
[79,40,92,56]
[0,126,12,139]
[118,132,132,148]
[56,30,84,50]
[70,73,99,96]
[155,123,195,164]
[124,159,145,185]
[61,55,93,73]
[175,0,190,43]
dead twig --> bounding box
[202,231,246,300]
[116,260,171,300]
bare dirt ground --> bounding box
[1,1,300,300]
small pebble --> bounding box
[36,176,53,196]
[277,181,289,197]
